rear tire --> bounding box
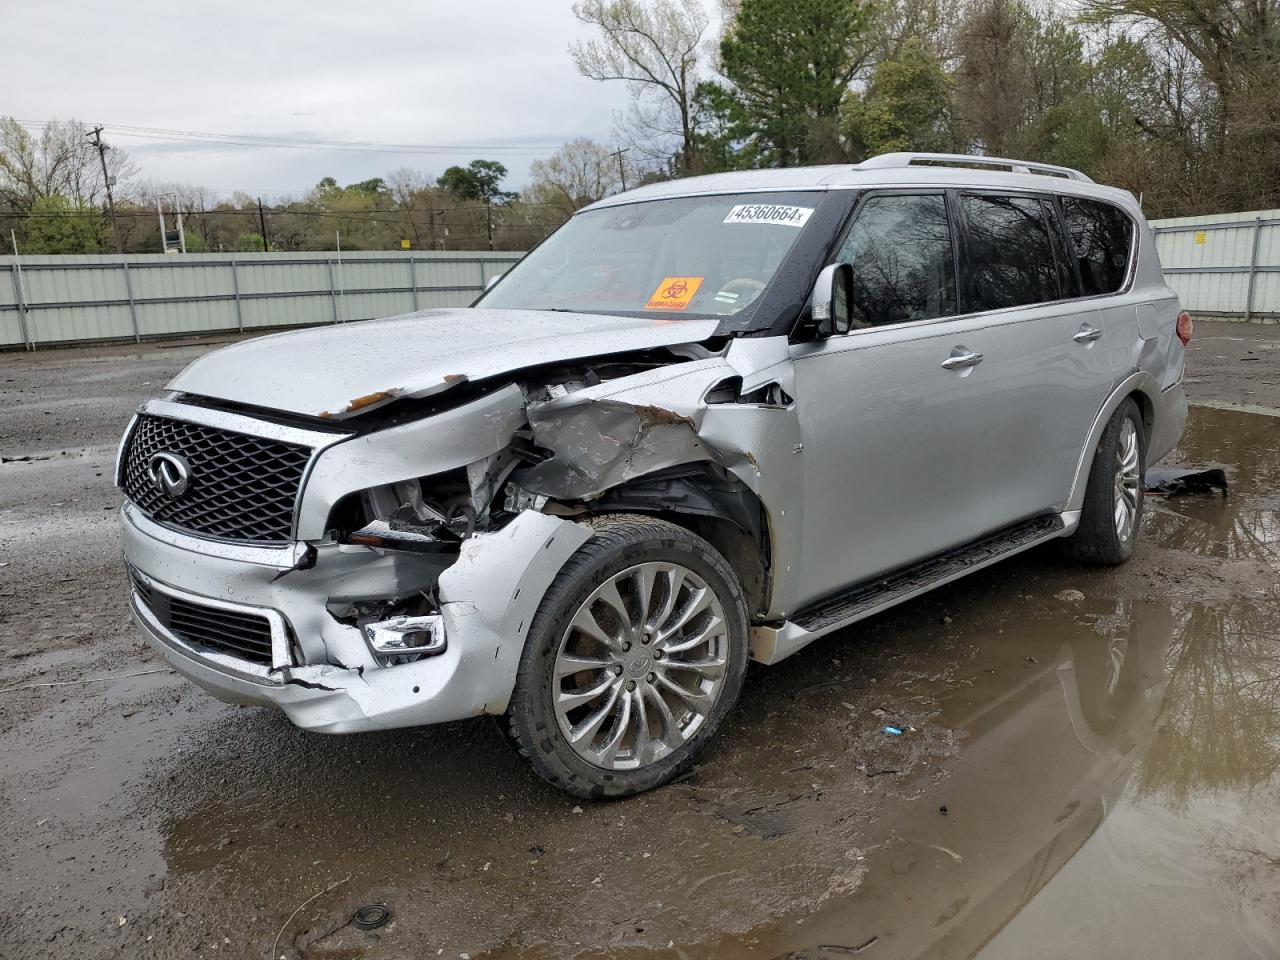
[504,514,749,799]
[1063,398,1145,565]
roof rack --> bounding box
[856,152,1093,183]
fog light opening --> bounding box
[364,614,446,665]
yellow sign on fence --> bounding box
[1194,231,1207,245]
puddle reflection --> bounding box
[1140,599,1280,807]
[1147,503,1280,561]
[977,595,1280,960]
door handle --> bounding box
[1073,325,1103,343]
[941,350,984,370]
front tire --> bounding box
[1063,398,1145,565]
[505,514,749,799]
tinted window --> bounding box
[1061,197,1133,295]
[835,194,956,327]
[961,195,1060,311]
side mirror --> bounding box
[810,262,854,338]
[484,274,501,291]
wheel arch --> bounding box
[581,462,774,619]
[1128,388,1155,445]
[1066,373,1161,513]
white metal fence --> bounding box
[4,209,1277,349]
[1150,209,1280,322]
[0,250,523,350]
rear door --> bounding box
[1058,195,1151,383]
[956,192,1117,517]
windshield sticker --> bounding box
[713,290,740,304]
[723,203,814,227]
[646,276,704,311]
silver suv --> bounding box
[118,153,1189,797]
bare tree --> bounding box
[386,168,447,249]
[1080,0,1280,210]
[526,139,630,222]
[1080,0,1279,99]
[952,0,1036,155]
[0,117,137,212]
[871,0,967,62]
[571,0,709,171]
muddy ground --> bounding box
[1,322,1277,960]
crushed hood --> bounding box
[166,308,720,419]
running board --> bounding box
[750,514,1067,665]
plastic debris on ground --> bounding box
[1143,466,1228,496]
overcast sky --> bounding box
[5,0,637,199]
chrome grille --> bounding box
[131,571,276,665]
[122,413,311,543]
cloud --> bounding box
[6,0,635,196]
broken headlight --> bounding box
[336,471,472,553]
[333,451,529,551]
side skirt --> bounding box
[750,513,1072,665]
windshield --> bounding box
[478,191,823,321]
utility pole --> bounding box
[485,198,494,251]
[611,147,628,192]
[87,125,123,253]
[257,197,269,252]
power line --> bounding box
[2,202,565,220]
[16,119,569,155]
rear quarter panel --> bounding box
[1132,216,1187,391]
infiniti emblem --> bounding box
[147,452,192,498]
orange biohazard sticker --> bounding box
[645,276,704,311]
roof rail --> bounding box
[856,152,1093,183]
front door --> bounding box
[790,191,1002,606]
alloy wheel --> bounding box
[552,562,730,770]
[1113,417,1141,542]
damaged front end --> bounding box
[121,334,798,734]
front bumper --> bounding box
[122,504,590,733]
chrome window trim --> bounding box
[123,503,309,568]
[131,565,293,674]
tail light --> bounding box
[1176,311,1193,346]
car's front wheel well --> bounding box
[580,464,772,618]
